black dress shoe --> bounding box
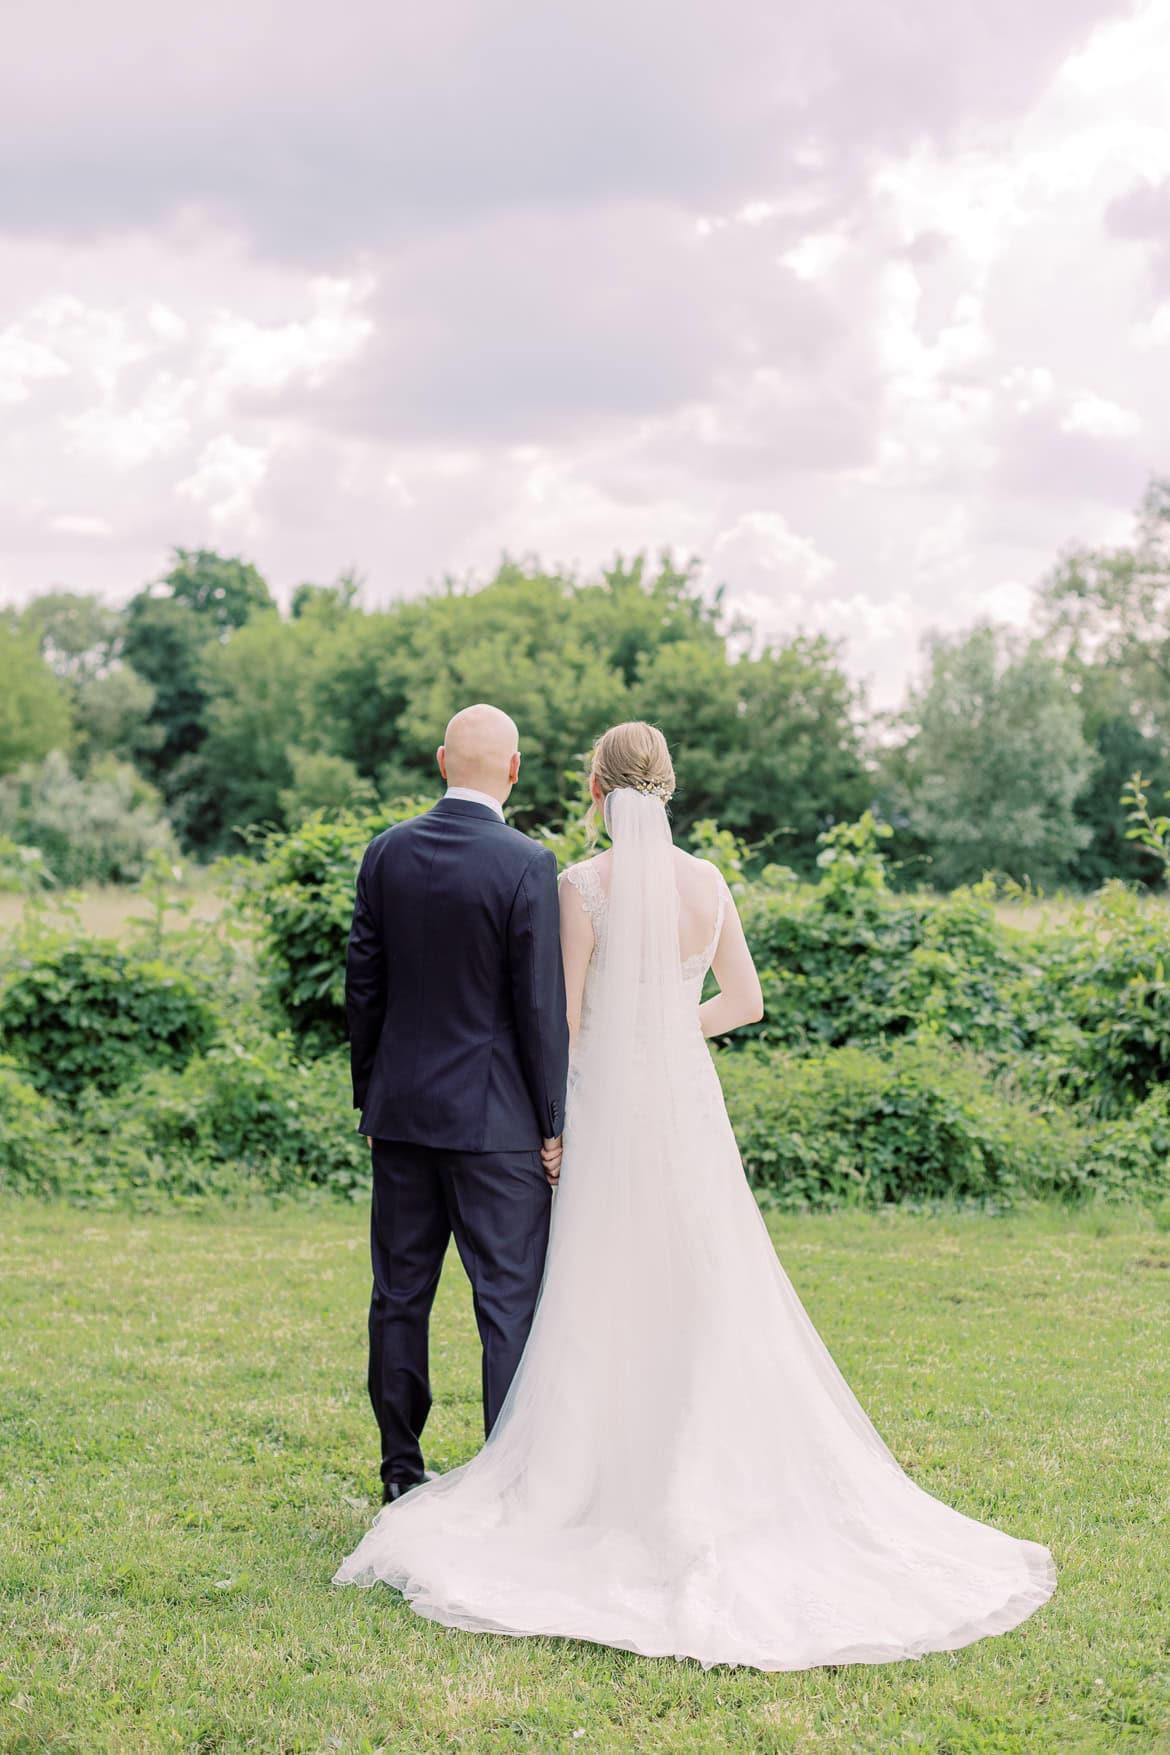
[382,1478,422,1505]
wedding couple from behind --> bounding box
[333,705,1057,1671]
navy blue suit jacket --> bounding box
[345,797,570,1152]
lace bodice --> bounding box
[563,856,726,996]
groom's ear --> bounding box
[436,745,448,781]
[510,751,521,784]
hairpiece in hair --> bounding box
[632,779,672,802]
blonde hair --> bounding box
[585,721,676,843]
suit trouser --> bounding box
[367,1137,552,1489]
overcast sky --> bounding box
[2,0,1168,704]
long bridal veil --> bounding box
[334,787,1056,1670]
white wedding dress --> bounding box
[333,790,1056,1670]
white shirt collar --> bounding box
[444,785,506,822]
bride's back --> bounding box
[581,844,720,963]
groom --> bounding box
[346,704,570,1504]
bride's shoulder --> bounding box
[560,851,609,880]
[674,847,725,885]
[560,853,610,902]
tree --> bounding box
[388,571,630,825]
[162,546,275,635]
[22,590,157,766]
[120,548,276,847]
[121,594,213,780]
[0,623,72,774]
[886,624,1095,890]
[278,749,376,824]
[636,633,869,861]
[0,751,176,887]
[1037,477,1170,723]
[72,667,160,767]
[305,564,634,822]
[570,552,730,685]
[1035,477,1170,886]
[198,616,327,836]
[21,590,120,682]
[290,570,362,625]
[1064,661,1167,887]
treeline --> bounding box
[4,476,1170,890]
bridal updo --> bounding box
[586,721,675,842]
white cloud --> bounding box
[1060,392,1142,439]
[203,275,375,401]
[999,366,1056,413]
[710,511,835,600]
[148,302,188,344]
[913,505,972,584]
[28,296,150,396]
[0,327,70,404]
[1132,301,1170,347]
[51,513,113,536]
[65,372,194,471]
[780,231,849,281]
[967,579,1035,625]
[177,434,269,527]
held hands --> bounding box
[365,1130,562,1183]
[541,1136,564,1187]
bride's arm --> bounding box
[558,868,596,1043]
[698,878,764,1038]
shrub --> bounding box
[1082,1086,1170,1200]
[0,941,216,1098]
[716,1037,1083,1211]
[0,1056,60,1194]
[1009,884,1170,1116]
[0,837,52,895]
[247,805,430,1050]
[0,751,177,887]
[79,1035,369,1203]
[737,871,1030,1059]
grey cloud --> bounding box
[632,380,884,487]
[987,409,1149,506]
[229,206,844,445]
[0,0,1135,265]
[1105,177,1170,294]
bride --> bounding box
[334,721,1057,1670]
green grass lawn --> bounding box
[1,1201,1168,1755]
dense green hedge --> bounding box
[0,1056,57,1193]
[0,1033,369,1207]
[0,942,216,1098]
[120,1037,369,1199]
[717,1038,1170,1212]
[737,879,1032,1057]
[6,811,1170,1214]
[717,1038,1068,1208]
[246,807,428,1052]
[1010,884,1170,1116]
[8,1024,1167,1213]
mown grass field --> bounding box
[0,878,226,942]
[2,1201,1169,1754]
[3,879,1169,947]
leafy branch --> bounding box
[1122,771,1170,878]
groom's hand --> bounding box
[541,1136,563,1187]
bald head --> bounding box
[437,703,521,803]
